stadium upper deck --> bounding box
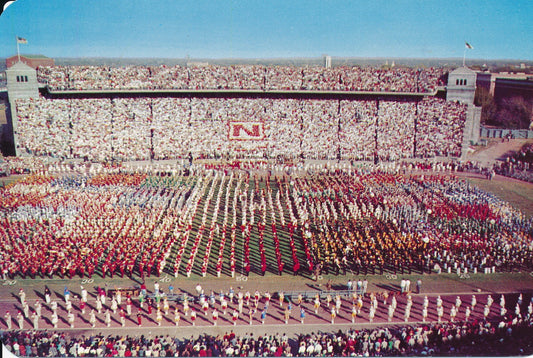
[36,65,447,93]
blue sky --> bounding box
[0,0,531,60]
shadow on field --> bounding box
[376,283,399,292]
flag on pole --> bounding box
[465,42,473,50]
[16,36,27,44]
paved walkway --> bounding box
[467,138,533,166]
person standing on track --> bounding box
[238,295,244,314]
[248,307,254,325]
[174,309,180,326]
[4,311,12,330]
[64,287,70,304]
[51,311,58,328]
[110,296,118,314]
[388,304,394,322]
[155,309,162,326]
[147,300,153,315]
[96,296,102,313]
[264,291,271,307]
[81,286,88,304]
[209,291,216,307]
[44,287,51,305]
[162,297,168,316]
[450,305,457,322]
[314,294,321,314]
[320,293,329,309]
[22,300,29,318]
[18,288,26,304]
[99,287,106,305]
[119,308,126,327]
[232,309,238,326]
[65,299,72,315]
[191,308,197,326]
[202,300,209,316]
[260,308,266,325]
[105,309,111,327]
[437,305,444,322]
[221,298,228,315]
[31,311,39,329]
[183,296,189,316]
[245,291,251,307]
[67,311,75,328]
[195,283,202,297]
[335,294,342,314]
[79,297,86,315]
[89,309,96,328]
[355,296,363,317]
[212,308,219,326]
[483,304,490,320]
[369,305,376,323]
[34,300,42,318]
[404,305,411,322]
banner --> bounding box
[228,121,265,141]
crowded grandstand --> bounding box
[11,65,467,162]
[36,65,447,92]
[2,63,532,358]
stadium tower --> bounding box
[447,66,482,155]
[5,61,40,156]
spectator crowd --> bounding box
[14,96,467,162]
[36,65,447,93]
[2,311,533,356]
[493,142,533,183]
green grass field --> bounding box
[466,177,533,219]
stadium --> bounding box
[0,54,533,357]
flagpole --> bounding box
[463,47,466,67]
[16,36,20,62]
